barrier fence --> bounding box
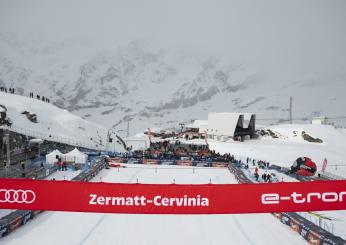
[111,157,229,168]
[1,159,346,244]
[1,176,346,215]
[228,164,346,245]
[0,159,107,238]
[1,125,98,150]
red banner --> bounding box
[1,178,346,214]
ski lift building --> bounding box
[207,112,256,141]
[311,116,328,125]
[185,120,208,134]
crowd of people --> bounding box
[253,167,273,182]
[129,140,235,163]
[0,86,51,103]
[29,92,50,103]
[0,86,15,93]
[232,155,275,183]
[57,161,68,171]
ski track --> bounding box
[232,216,257,245]
[77,168,143,245]
[215,173,256,245]
[77,215,106,245]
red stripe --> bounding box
[0,178,346,214]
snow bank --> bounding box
[209,124,346,177]
[0,92,120,151]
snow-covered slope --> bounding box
[0,92,117,150]
[1,34,345,134]
[209,124,346,177]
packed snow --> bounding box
[46,168,82,181]
[206,125,346,240]
[1,164,306,245]
[209,124,346,178]
[0,92,123,151]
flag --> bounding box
[147,128,152,143]
[322,158,328,172]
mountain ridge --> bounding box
[0,34,345,134]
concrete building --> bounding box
[207,112,256,141]
[185,120,208,134]
[311,116,328,125]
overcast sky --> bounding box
[1,0,346,77]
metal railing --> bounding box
[318,171,345,180]
[1,125,100,150]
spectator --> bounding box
[254,172,259,181]
[267,173,272,182]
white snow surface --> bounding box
[207,124,346,240]
[0,92,118,150]
[240,166,346,239]
[2,164,306,245]
[46,168,82,181]
[209,124,346,178]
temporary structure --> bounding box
[46,149,63,164]
[63,148,88,164]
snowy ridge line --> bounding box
[228,164,346,245]
[318,171,345,181]
[0,159,107,239]
[0,125,96,150]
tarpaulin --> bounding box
[0,178,346,214]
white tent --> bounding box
[63,148,88,164]
[46,149,63,164]
[29,138,44,145]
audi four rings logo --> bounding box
[0,189,36,204]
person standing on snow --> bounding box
[254,172,259,181]
[267,173,272,182]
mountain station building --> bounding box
[189,112,256,141]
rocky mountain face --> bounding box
[0,34,345,134]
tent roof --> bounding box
[65,148,87,157]
[46,149,63,157]
[29,138,44,144]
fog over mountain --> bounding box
[0,0,346,134]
